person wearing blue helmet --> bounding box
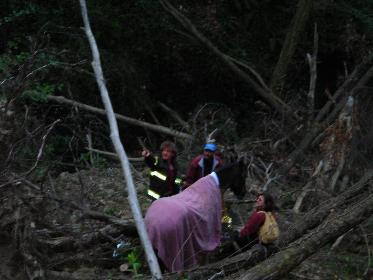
[183,142,223,189]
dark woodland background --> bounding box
[0,0,373,279]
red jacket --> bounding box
[184,154,222,188]
[240,211,266,239]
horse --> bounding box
[144,156,248,272]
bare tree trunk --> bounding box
[78,1,162,278]
[270,0,313,93]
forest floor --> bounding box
[1,165,372,280]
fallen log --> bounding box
[238,192,373,280]
[34,224,136,253]
[81,209,137,236]
[280,169,373,246]
[47,95,193,140]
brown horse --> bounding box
[144,157,248,272]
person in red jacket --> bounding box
[235,192,277,249]
[183,142,223,189]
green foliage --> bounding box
[33,166,49,181]
[126,249,143,278]
[103,207,117,216]
[0,52,30,74]
[22,83,63,102]
[0,3,38,26]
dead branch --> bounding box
[165,243,272,280]
[225,55,270,91]
[259,160,281,192]
[315,53,373,123]
[78,0,162,278]
[329,229,353,252]
[85,147,143,162]
[278,56,373,175]
[280,169,373,246]
[159,0,296,120]
[23,119,61,177]
[81,209,136,234]
[158,101,190,131]
[293,160,323,213]
[306,24,318,128]
[47,95,192,140]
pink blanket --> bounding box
[144,175,222,272]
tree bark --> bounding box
[270,0,313,94]
[280,169,373,246]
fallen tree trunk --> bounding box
[171,244,272,280]
[47,95,193,140]
[280,169,373,246]
[238,192,373,280]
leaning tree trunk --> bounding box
[159,0,296,121]
[238,192,373,280]
[270,0,313,94]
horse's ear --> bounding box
[225,147,238,163]
[238,153,250,166]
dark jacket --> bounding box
[145,155,181,199]
[184,154,222,188]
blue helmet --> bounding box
[204,143,217,152]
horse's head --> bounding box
[215,155,248,199]
[230,156,248,199]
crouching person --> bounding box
[235,192,280,252]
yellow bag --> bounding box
[258,211,280,244]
